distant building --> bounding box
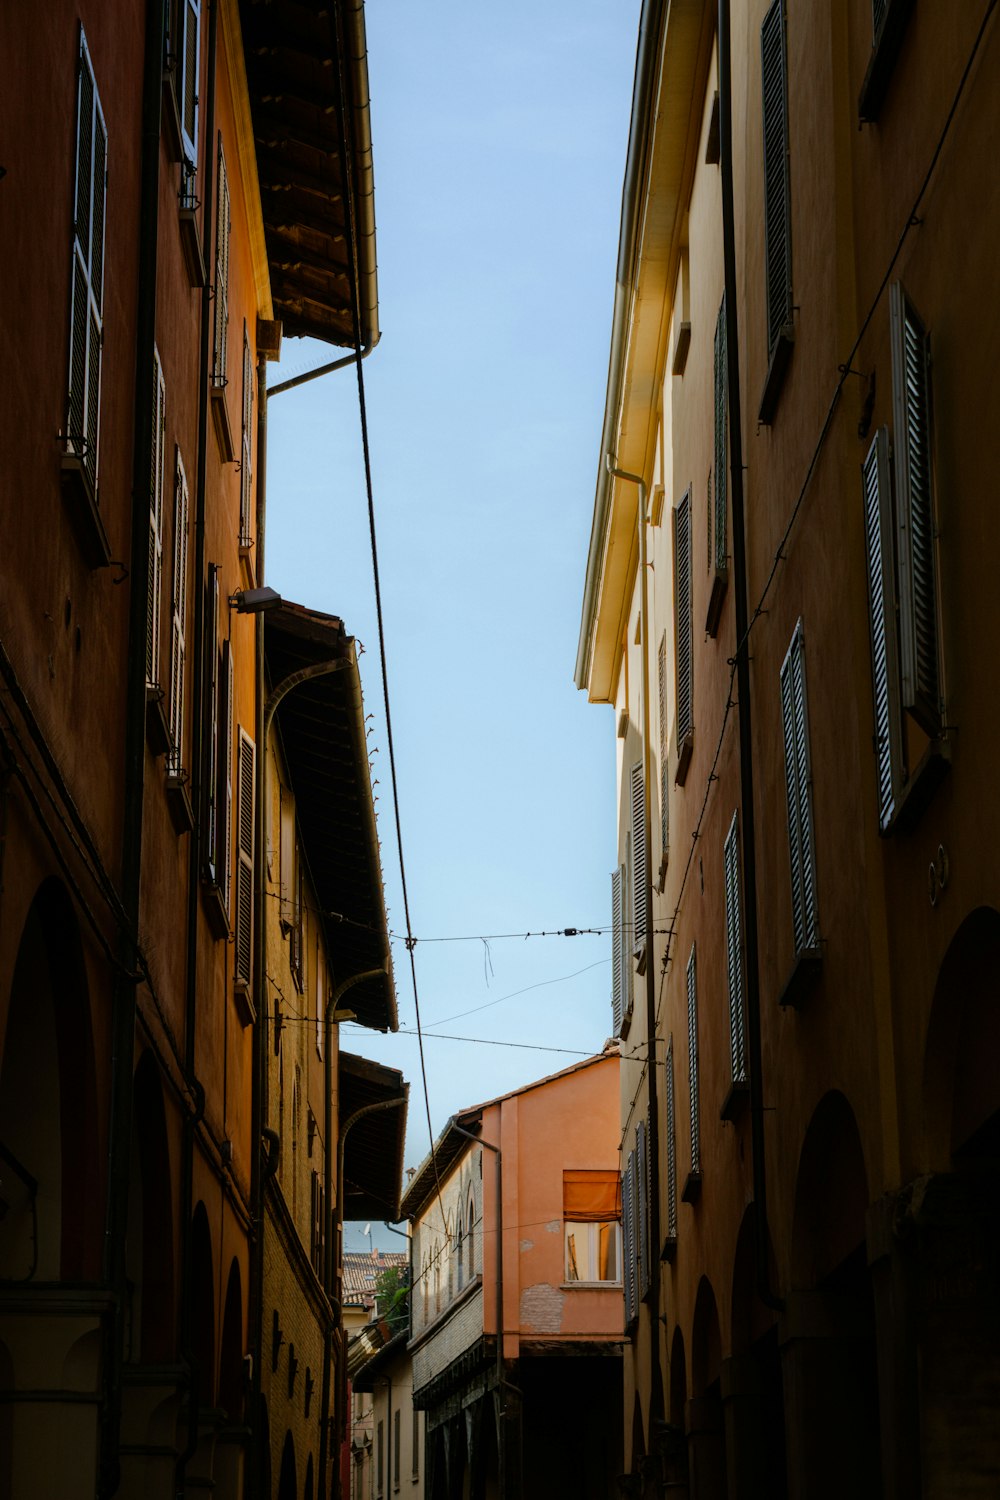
[402,1047,623,1499]
[576,0,1000,1495]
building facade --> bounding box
[403,1048,624,1499]
[576,1,1000,1495]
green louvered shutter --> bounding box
[761,0,792,357]
[780,620,819,952]
[674,493,693,746]
[890,284,940,736]
[686,946,700,1176]
[724,813,748,1084]
[862,428,904,830]
[714,295,728,574]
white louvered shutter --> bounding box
[724,812,748,1084]
[890,284,940,735]
[761,0,792,356]
[235,728,255,991]
[611,866,624,1037]
[862,428,904,831]
[213,140,230,386]
[636,1118,649,1299]
[780,620,819,952]
[665,1040,678,1239]
[168,450,190,775]
[686,946,700,1176]
[203,569,220,881]
[179,0,200,167]
[674,493,693,745]
[220,640,234,913]
[658,634,669,863]
[622,1152,636,1326]
[147,352,166,689]
[629,763,648,960]
[240,324,254,547]
[714,295,728,573]
[67,29,107,495]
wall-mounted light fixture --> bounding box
[230,586,282,614]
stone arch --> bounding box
[0,877,98,1281]
[922,905,1000,1166]
[190,1202,215,1407]
[689,1277,726,1499]
[690,1276,721,1395]
[728,1205,787,1498]
[218,1258,244,1424]
[790,1090,868,1289]
[126,1051,175,1361]
[278,1429,296,1500]
[663,1327,689,1490]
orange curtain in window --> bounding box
[563,1169,621,1222]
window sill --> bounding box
[778,945,822,1010]
[179,204,207,288]
[202,880,230,941]
[720,1079,749,1123]
[211,383,235,462]
[560,1280,622,1291]
[234,978,256,1027]
[705,567,727,638]
[758,326,794,426]
[145,688,172,757]
[61,456,112,568]
[888,736,951,837]
[165,771,194,835]
[681,1170,702,1205]
[858,0,916,123]
[674,731,694,788]
[660,1235,677,1264]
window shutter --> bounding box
[630,762,648,959]
[658,634,669,863]
[234,728,255,992]
[213,140,230,386]
[674,493,693,746]
[890,284,940,735]
[316,951,325,1058]
[665,1040,678,1239]
[146,351,166,689]
[203,569,220,881]
[686,946,700,1176]
[180,0,200,166]
[862,428,904,830]
[611,866,624,1037]
[67,29,107,494]
[240,323,254,547]
[168,449,190,774]
[622,1151,636,1326]
[714,295,728,574]
[220,640,234,913]
[636,1118,649,1299]
[761,0,792,356]
[724,812,748,1084]
[780,620,819,952]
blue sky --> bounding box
[264,1,641,1246]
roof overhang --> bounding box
[350,1325,408,1389]
[340,1051,409,1222]
[264,600,396,1032]
[575,0,714,703]
[399,1108,485,1223]
[239,0,378,347]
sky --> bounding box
[264,1,642,1250]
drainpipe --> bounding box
[175,0,221,1490]
[325,1080,406,1500]
[267,338,379,400]
[98,0,164,1492]
[447,1120,506,1497]
[605,460,664,1400]
[718,0,782,1314]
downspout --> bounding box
[267,339,379,400]
[447,1121,506,1498]
[99,0,164,1492]
[176,0,221,1490]
[605,461,663,1428]
[326,1083,406,1500]
[718,0,782,1314]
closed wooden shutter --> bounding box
[780,620,819,952]
[168,449,190,774]
[146,351,166,689]
[213,140,230,386]
[687,946,700,1176]
[622,1151,636,1326]
[862,428,904,830]
[240,323,254,547]
[890,284,940,735]
[234,728,255,991]
[67,29,107,495]
[203,568,220,881]
[220,640,234,913]
[761,0,792,356]
[636,1118,649,1299]
[180,0,200,166]
[665,1040,677,1239]
[674,492,693,746]
[658,633,669,862]
[629,762,648,958]
[714,295,728,573]
[611,866,624,1037]
[724,812,748,1083]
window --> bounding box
[234,728,255,1004]
[466,1188,476,1279]
[673,491,694,781]
[279,785,296,929]
[240,322,254,549]
[455,1212,464,1292]
[686,945,700,1180]
[315,944,324,1058]
[66,28,107,498]
[780,620,819,953]
[665,1041,678,1240]
[178,0,200,169]
[167,449,190,776]
[563,1170,621,1283]
[219,640,234,914]
[290,839,304,992]
[629,762,648,963]
[759,0,793,422]
[707,294,728,636]
[393,1408,401,1492]
[411,1408,420,1481]
[203,568,221,882]
[610,863,629,1037]
[622,1151,636,1327]
[146,351,166,690]
[213,138,230,388]
[376,1419,384,1498]
[636,1116,650,1299]
[724,812,748,1087]
[657,634,669,869]
[859,0,916,123]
